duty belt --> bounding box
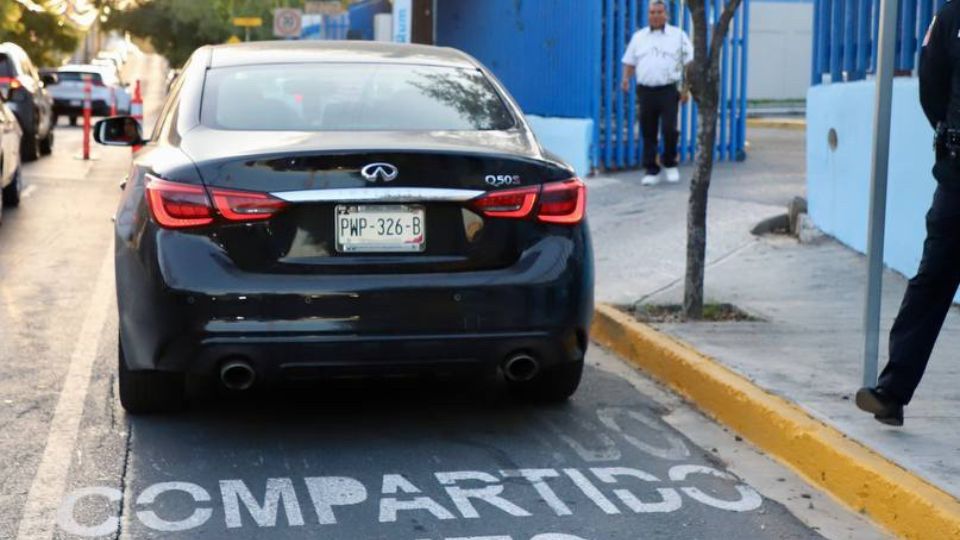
[935,125,960,158]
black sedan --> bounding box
[95,41,593,413]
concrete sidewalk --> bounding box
[586,127,960,512]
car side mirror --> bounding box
[94,116,144,147]
[40,73,58,86]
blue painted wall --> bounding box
[526,116,593,178]
[348,0,390,40]
[435,1,599,175]
[436,0,600,120]
[806,79,957,299]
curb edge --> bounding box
[746,118,807,131]
[591,303,960,540]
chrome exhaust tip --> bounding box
[220,359,256,391]
[503,353,540,383]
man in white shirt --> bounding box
[621,0,694,185]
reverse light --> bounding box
[145,175,214,229]
[537,178,586,224]
[471,185,539,218]
[210,188,288,221]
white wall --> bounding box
[748,1,813,101]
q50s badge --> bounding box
[485,175,522,187]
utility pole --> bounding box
[862,0,900,386]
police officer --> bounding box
[857,0,960,427]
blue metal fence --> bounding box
[301,13,350,40]
[599,0,750,169]
[436,0,748,171]
[812,0,946,85]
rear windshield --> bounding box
[0,55,15,78]
[57,72,105,85]
[201,63,516,131]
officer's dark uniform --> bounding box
[876,0,960,408]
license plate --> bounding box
[70,100,81,106]
[335,205,425,253]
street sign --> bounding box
[273,8,303,39]
[232,17,262,27]
[304,1,344,15]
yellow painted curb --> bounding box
[592,303,960,540]
[747,118,806,131]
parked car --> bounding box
[91,57,121,74]
[164,68,181,95]
[94,41,593,413]
[49,65,131,125]
[93,53,123,74]
[0,92,23,223]
[96,50,125,70]
[0,43,55,161]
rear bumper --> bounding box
[174,330,582,384]
[117,229,594,379]
[53,99,112,116]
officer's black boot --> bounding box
[855,387,904,427]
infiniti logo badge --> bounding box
[360,163,399,183]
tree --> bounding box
[106,0,313,68]
[682,0,744,319]
[0,4,81,67]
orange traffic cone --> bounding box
[131,80,143,153]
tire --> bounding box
[39,128,53,156]
[118,340,186,414]
[69,115,77,127]
[20,128,39,162]
[507,360,584,402]
[2,167,21,207]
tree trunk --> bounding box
[682,0,741,320]
[683,102,718,319]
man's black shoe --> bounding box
[855,387,904,427]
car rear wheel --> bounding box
[20,126,39,162]
[39,128,53,156]
[2,166,21,207]
[507,359,583,402]
[118,340,185,414]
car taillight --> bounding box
[145,174,288,229]
[470,179,586,225]
[471,185,539,218]
[537,178,586,224]
[210,188,288,222]
[145,175,214,229]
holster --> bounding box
[934,125,960,188]
[935,124,960,160]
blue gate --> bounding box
[811,0,946,85]
[436,0,748,172]
[599,0,750,169]
[301,13,350,40]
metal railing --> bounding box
[811,0,946,85]
[599,0,750,169]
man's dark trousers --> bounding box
[880,178,960,405]
[638,84,679,175]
